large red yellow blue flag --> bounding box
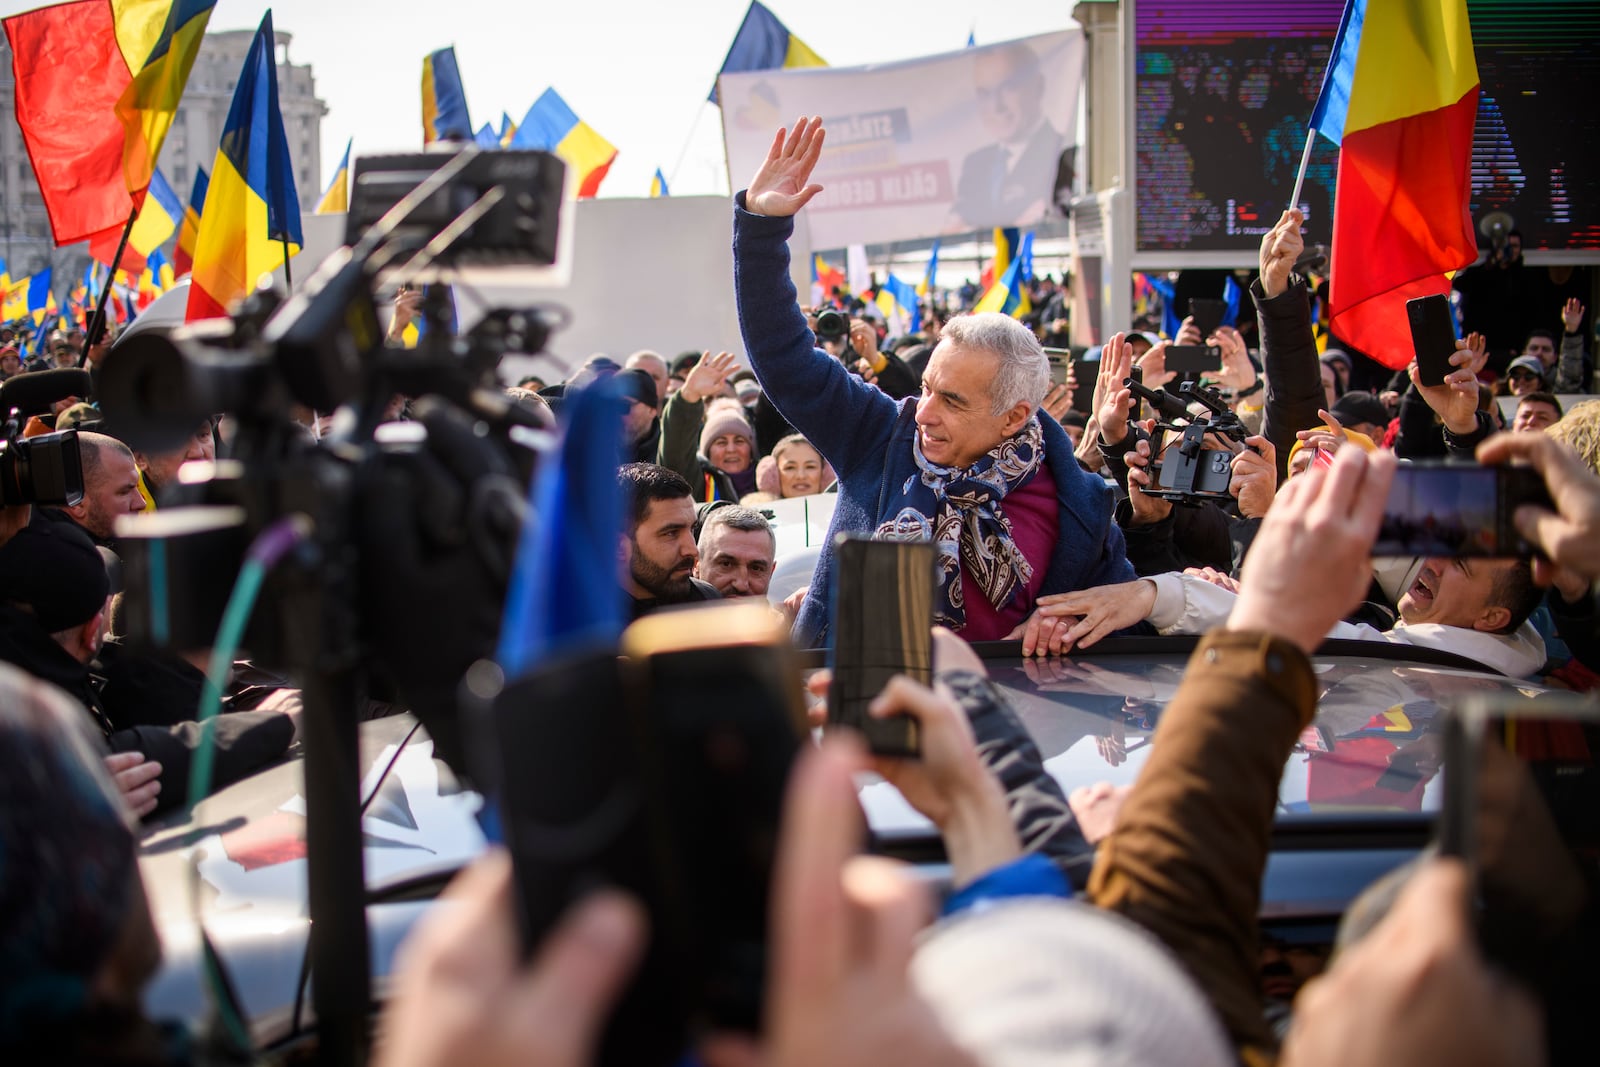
[3,0,216,246]
[186,11,303,322]
[174,163,208,276]
[1310,0,1479,369]
[511,89,616,199]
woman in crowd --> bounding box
[756,432,835,498]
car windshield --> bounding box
[862,649,1548,837]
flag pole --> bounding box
[80,206,137,367]
[280,233,293,289]
[1288,127,1316,213]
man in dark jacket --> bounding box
[734,118,1133,648]
[0,521,294,819]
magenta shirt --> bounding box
[957,459,1060,642]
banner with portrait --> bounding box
[718,30,1085,249]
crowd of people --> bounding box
[2,113,1598,1065]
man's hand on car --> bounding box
[1012,579,1159,656]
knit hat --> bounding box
[1285,419,1380,473]
[1506,354,1548,382]
[1321,348,1353,370]
[0,661,136,1039]
[0,521,109,633]
[911,899,1233,1067]
[698,408,756,459]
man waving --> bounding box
[733,117,1133,647]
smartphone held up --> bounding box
[1375,461,1553,559]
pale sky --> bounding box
[3,0,1082,200]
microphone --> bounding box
[0,368,94,417]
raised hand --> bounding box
[1137,340,1177,391]
[1409,340,1480,435]
[1259,208,1305,299]
[1096,332,1137,446]
[681,350,740,404]
[746,116,826,218]
[1211,325,1257,393]
[105,752,162,819]
[1562,297,1584,335]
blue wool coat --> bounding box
[732,196,1136,647]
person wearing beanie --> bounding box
[658,351,760,502]
[0,521,296,820]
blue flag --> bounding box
[496,380,625,675]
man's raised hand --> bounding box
[746,117,826,218]
[1259,208,1305,299]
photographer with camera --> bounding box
[811,307,923,401]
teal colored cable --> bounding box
[185,558,266,812]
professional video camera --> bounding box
[1123,376,1252,504]
[0,367,90,506]
[95,145,569,1063]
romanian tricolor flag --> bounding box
[174,164,208,277]
[90,166,183,274]
[981,227,1020,292]
[1311,0,1479,369]
[498,112,517,147]
[186,12,303,323]
[975,232,1032,318]
[650,168,670,198]
[511,88,616,199]
[474,123,500,149]
[144,247,175,293]
[3,0,216,246]
[421,46,472,145]
[710,1,825,103]
[316,138,351,215]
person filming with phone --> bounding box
[732,117,1134,648]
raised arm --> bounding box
[1252,209,1323,481]
[733,118,899,476]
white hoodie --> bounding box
[1143,572,1547,679]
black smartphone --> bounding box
[472,601,805,1065]
[1407,293,1458,387]
[1189,296,1227,338]
[1164,344,1223,377]
[1439,695,1600,989]
[1070,352,1099,413]
[828,535,935,757]
[1044,347,1071,387]
[1374,461,1553,558]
